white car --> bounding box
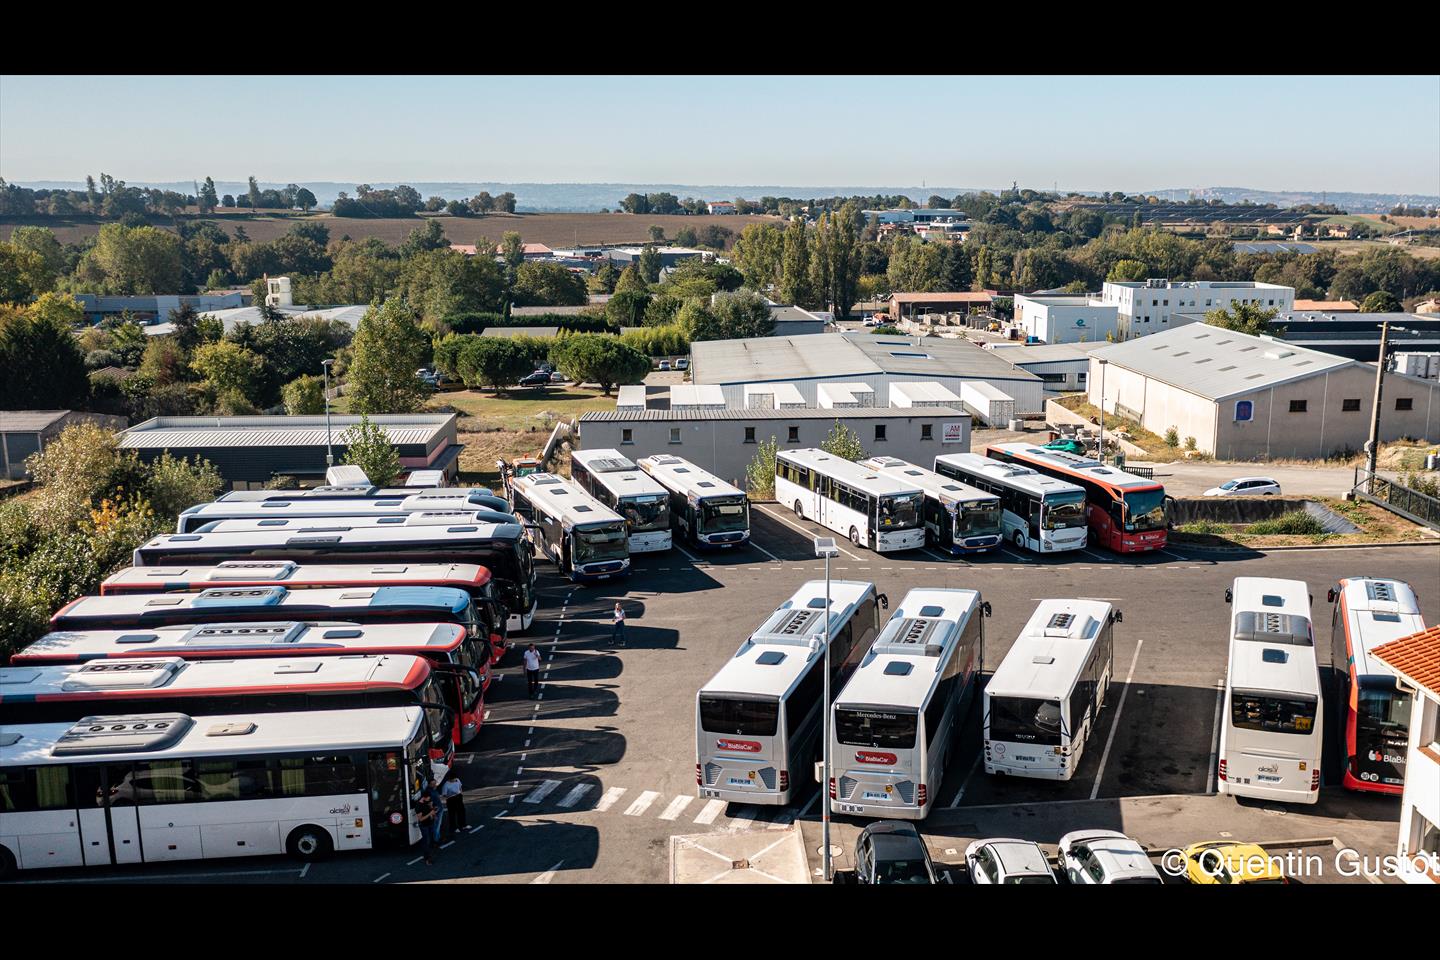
[1203,477,1282,497]
[1058,830,1164,885]
[675,358,689,371]
[964,838,1057,885]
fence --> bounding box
[1353,469,1440,530]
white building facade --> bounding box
[1101,280,1294,340]
[1375,628,1440,885]
[1012,295,1120,344]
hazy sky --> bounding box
[2,75,1437,194]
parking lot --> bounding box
[13,507,1437,886]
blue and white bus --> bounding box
[569,449,673,554]
[860,456,1002,554]
[509,472,631,582]
[636,454,750,549]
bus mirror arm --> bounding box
[1224,588,1232,604]
[981,601,993,618]
[878,593,889,610]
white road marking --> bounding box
[692,798,725,824]
[754,505,864,560]
[1207,677,1225,795]
[767,810,794,830]
[999,546,1035,563]
[748,539,784,562]
[624,790,661,816]
[1089,634,1146,801]
[947,754,983,808]
[523,779,561,804]
[595,786,627,812]
[727,806,760,830]
[658,795,695,821]
[299,863,310,878]
[798,792,820,818]
[922,548,957,563]
[1082,549,1112,563]
[407,856,424,866]
[373,873,391,883]
[531,860,564,884]
[675,544,706,566]
[557,783,593,808]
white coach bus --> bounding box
[569,449,673,553]
[830,588,988,819]
[983,599,1120,780]
[934,453,1087,554]
[636,454,750,549]
[0,706,444,878]
[775,448,925,553]
[1218,577,1323,805]
[696,580,886,806]
[860,456,1002,555]
[176,491,513,533]
[508,472,631,582]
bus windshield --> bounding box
[699,497,748,534]
[1041,492,1086,531]
[878,493,921,530]
[1358,685,1410,738]
[620,495,670,533]
[955,501,1002,538]
[1122,488,1167,532]
[699,695,778,737]
[1230,691,1317,735]
[574,523,628,564]
[835,708,918,749]
[988,696,1063,746]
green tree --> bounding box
[0,295,90,409]
[137,336,192,386]
[456,336,531,392]
[0,243,53,302]
[1205,301,1279,337]
[514,262,588,306]
[778,218,812,305]
[85,223,184,294]
[679,289,776,342]
[638,246,663,284]
[347,298,431,414]
[820,420,866,461]
[398,248,506,324]
[282,374,327,414]
[339,415,402,487]
[1360,290,1401,313]
[1106,258,1149,283]
[614,264,648,295]
[190,340,265,398]
[732,222,784,291]
[605,289,651,328]
[550,334,649,395]
[198,176,219,214]
[647,225,666,244]
[8,226,65,284]
[745,435,779,499]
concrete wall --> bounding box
[578,414,971,490]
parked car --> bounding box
[1058,830,1163,884]
[1203,477,1282,497]
[1179,841,1288,885]
[964,838,1057,885]
[549,372,569,383]
[853,822,937,885]
[675,358,689,371]
[518,371,551,387]
[658,360,672,371]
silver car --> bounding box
[1058,829,1163,884]
[965,838,1057,885]
[1203,477,1282,497]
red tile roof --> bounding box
[1373,626,1440,697]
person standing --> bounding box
[415,790,438,865]
[524,643,542,698]
[611,602,626,647]
[440,773,466,837]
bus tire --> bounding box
[849,527,862,548]
[0,845,15,880]
[286,825,334,862]
[794,500,804,520]
[1013,530,1025,549]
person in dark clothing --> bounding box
[440,773,466,837]
[415,791,438,865]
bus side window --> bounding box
[787,664,824,734]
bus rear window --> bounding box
[836,708,917,749]
[1230,692,1316,734]
[699,696,778,737]
[988,696,1062,746]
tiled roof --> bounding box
[1372,626,1440,698]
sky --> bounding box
[2,74,1437,195]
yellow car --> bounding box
[1180,841,1288,885]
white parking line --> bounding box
[922,548,958,564]
[595,786,627,812]
[754,505,864,560]
[675,544,706,566]
[523,779,561,804]
[658,794,695,821]
[693,798,725,824]
[947,754,982,808]
[373,873,391,883]
[1089,635,1146,801]
[748,539,784,562]
[727,807,760,830]
[1082,549,1112,563]
[624,790,661,816]
[557,783,593,808]
[767,810,794,830]
[999,546,1035,563]
[531,860,564,884]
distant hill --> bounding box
[1140,186,1439,213]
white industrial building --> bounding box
[668,384,726,411]
[1012,295,1119,344]
[818,383,876,409]
[889,381,962,408]
[617,385,647,412]
[986,342,1094,395]
[1101,279,1294,340]
[743,382,807,409]
[1373,628,1440,885]
[690,332,1046,414]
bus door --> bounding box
[1027,495,1042,546]
[76,765,144,866]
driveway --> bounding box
[1134,460,1366,498]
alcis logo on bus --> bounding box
[716,738,761,753]
[855,751,897,765]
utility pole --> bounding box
[1364,318,1391,482]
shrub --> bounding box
[745,436,779,500]
[1184,436,1197,451]
[1164,426,1180,448]
[1177,519,1228,535]
[1247,511,1325,536]
[282,374,327,415]
[339,414,402,487]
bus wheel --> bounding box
[1013,531,1025,549]
[286,825,334,862]
[849,527,862,548]
[0,845,15,880]
[793,500,804,519]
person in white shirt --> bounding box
[523,643,542,698]
[611,602,626,647]
[439,773,466,838]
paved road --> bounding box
[1134,459,1376,499]
[9,517,1436,885]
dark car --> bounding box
[854,821,938,884]
[519,371,551,387]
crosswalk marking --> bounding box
[658,795,694,821]
[727,807,759,830]
[767,810,794,831]
[595,787,627,812]
[522,779,561,804]
[692,799,725,825]
[557,784,593,808]
[623,790,661,816]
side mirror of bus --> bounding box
[1113,610,1124,623]
[1326,588,1336,603]
[1224,588,1232,604]
[981,601,993,618]
[878,594,889,610]
[814,761,825,784]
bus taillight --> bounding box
[1310,768,1321,791]
[828,777,836,799]
[695,763,701,785]
[779,770,789,792]
[917,783,928,807]
[1218,758,1227,782]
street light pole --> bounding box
[1097,358,1109,464]
[1364,319,1391,482]
[321,359,335,467]
[814,535,839,882]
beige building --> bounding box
[1374,627,1440,885]
[1087,324,1440,460]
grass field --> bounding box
[1170,497,1431,547]
[0,211,780,249]
[1356,213,1440,231]
[430,386,613,485]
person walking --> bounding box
[611,602,626,647]
[415,790,438,865]
[440,773,466,838]
[524,643,542,698]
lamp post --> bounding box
[814,535,840,882]
[1363,319,1392,483]
[1096,358,1109,464]
[321,359,335,467]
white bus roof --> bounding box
[987,443,1160,492]
[136,521,525,563]
[15,622,466,663]
[406,470,445,487]
[571,449,669,500]
[860,456,999,506]
[1,654,430,699]
[778,449,923,498]
[1,706,427,767]
[103,561,489,593]
[935,452,1084,498]
[636,454,745,501]
[511,472,625,528]
[1337,577,1426,678]
[179,493,505,528]
[198,510,512,534]
[53,585,473,629]
[215,486,494,503]
[1228,577,1319,698]
[701,580,874,700]
[835,588,981,710]
[987,599,1115,700]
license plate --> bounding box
[701,789,721,798]
[838,803,864,813]
[1015,755,1037,763]
[728,777,751,787]
[862,791,889,801]
[1256,774,1281,783]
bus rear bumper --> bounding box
[627,535,672,553]
[1341,769,1403,795]
[985,760,1073,781]
[1218,781,1319,805]
[830,799,927,820]
[696,786,788,806]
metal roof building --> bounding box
[1087,323,1440,460]
[690,333,1045,413]
[1,410,128,480]
[119,414,463,489]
